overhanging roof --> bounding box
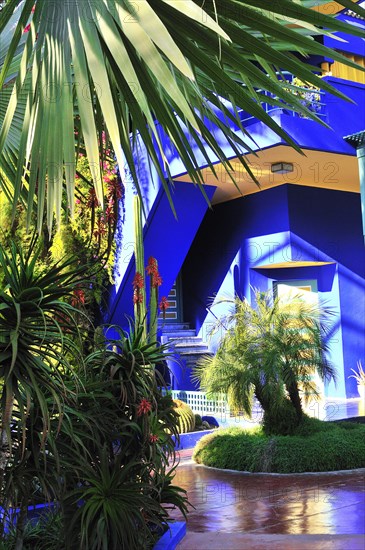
[175,145,360,204]
[254,261,335,270]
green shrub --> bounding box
[263,399,302,435]
[193,421,365,473]
[173,400,195,433]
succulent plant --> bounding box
[173,399,195,434]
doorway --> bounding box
[273,279,324,400]
[159,273,184,322]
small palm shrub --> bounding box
[195,290,336,436]
[262,398,304,436]
[173,400,195,434]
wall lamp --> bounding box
[271,162,294,174]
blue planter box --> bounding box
[0,502,56,535]
[153,521,186,550]
[1,505,186,550]
[173,429,214,450]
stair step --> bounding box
[160,330,197,339]
[174,340,207,347]
[159,323,190,332]
[164,337,203,344]
[179,350,212,356]
[159,323,211,355]
[174,344,210,353]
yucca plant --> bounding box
[195,290,336,435]
[0,239,86,545]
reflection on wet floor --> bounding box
[172,398,365,542]
[172,458,365,536]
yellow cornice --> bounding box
[313,1,358,16]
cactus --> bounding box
[173,399,195,434]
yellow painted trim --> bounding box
[313,1,357,16]
[255,261,335,269]
[331,53,365,84]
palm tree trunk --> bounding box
[254,382,271,415]
[287,382,303,420]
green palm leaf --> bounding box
[0,1,365,229]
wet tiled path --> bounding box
[173,450,365,549]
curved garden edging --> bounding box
[153,522,186,550]
[194,463,365,476]
[173,429,215,450]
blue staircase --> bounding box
[159,323,211,390]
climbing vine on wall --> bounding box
[0,135,123,324]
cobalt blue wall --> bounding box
[323,77,365,139]
[108,181,215,329]
[286,185,364,398]
[182,185,291,332]
[182,185,364,398]
[323,13,365,57]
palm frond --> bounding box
[1,1,365,229]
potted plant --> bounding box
[350,361,365,400]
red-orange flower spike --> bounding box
[149,434,158,444]
[159,296,169,312]
[133,290,143,304]
[71,288,85,307]
[152,274,162,288]
[137,398,152,416]
[133,272,144,290]
[93,217,107,238]
[146,257,158,276]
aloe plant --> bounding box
[59,326,188,550]
[133,195,163,346]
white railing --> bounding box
[169,390,230,415]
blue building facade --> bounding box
[108,8,365,399]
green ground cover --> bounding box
[193,417,365,473]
